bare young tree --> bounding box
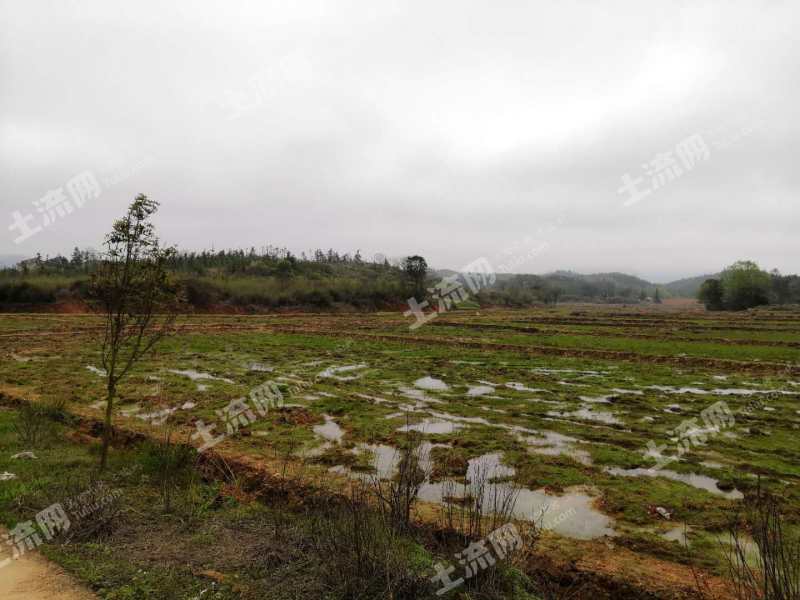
[89,194,183,470]
[691,484,800,600]
[724,488,800,600]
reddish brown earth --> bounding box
[0,537,96,600]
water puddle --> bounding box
[605,467,743,500]
[318,364,368,381]
[328,445,614,540]
[419,453,614,539]
[579,395,613,404]
[466,385,495,397]
[169,369,234,384]
[531,368,604,377]
[649,385,798,397]
[548,407,622,425]
[467,452,516,480]
[398,418,463,434]
[506,382,545,393]
[136,407,178,422]
[668,424,719,443]
[332,441,451,481]
[611,388,643,395]
[248,362,273,372]
[700,460,723,469]
[353,393,391,405]
[417,442,450,472]
[11,451,36,460]
[398,386,443,405]
[429,411,492,427]
[649,385,706,395]
[713,531,762,567]
[414,376,449,391]
[516,488,615,539]
[662,525,690,545]
[517,430,592,465]
[86,365,106,377]
[714,388,797,396]
[355,444,400,479]
[313,414,345,443]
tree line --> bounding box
[698,260,800,311]
[2,239,797,312]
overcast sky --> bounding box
[1,0,798,282]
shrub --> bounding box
[308,482,434,599]
[183,278,224,307]
[370,430,427,532]
[692,486,800,600]
[0,281,56,304]
[724,489,800,600]
[60,476,124,543]
[698,278,725,311]
[13,402,55,446]
[140,427,197,513]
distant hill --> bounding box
[551,270,654,290]
[436,267,725,299]
[663,274,719,298]
[435,267,710,300]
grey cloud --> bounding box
[1,0,798,281]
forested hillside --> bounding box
[1,248,797,311]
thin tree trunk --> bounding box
[99,381,116,471]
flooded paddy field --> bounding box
[2,305,799,583]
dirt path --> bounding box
[0,539,96,600]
